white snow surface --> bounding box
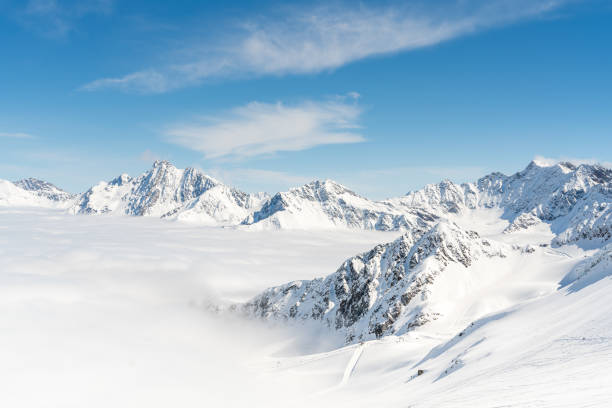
[0,179,72,208]
[1,206,611,407]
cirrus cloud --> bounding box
[81,0,573,93]
[165,97,364,159]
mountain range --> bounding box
[2,159,611,345]
[238,161,612,344]
[1,159,610,245]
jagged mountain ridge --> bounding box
[242,221,508,343]
[385,160,612,246]
[1,160,611,248]
[242,179,439,231]
[242,160,611,246]
[72,160,270,224]
[75,160,221,216]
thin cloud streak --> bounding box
[82,0,571,93]
[0,132,35,139]
[165,97,364,159]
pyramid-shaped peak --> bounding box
[307,179,347,189]
[295,179,360,201]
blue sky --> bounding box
[1,0,611,198]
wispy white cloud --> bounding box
[0,132,35,139]
[81,0,572,93]
[165,97,364,159]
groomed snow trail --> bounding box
[340,343,366,386]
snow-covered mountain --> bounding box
[242,179,438,231]
[382,160,612,246]
[2,160,611,247]
[74,160,221,216]
[72,160,268,225]
[239,160,612,345]
[241,160,611,248]
[475,161,612,246]
[242,221,509,343]
[0,178,73,208]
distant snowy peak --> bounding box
[74,160,220,216]
[243,221,506,343]
[125,160,220,216]
[5,159,611,242]
[72,160,267,225]
[13,177,73,202]
[478,161,612,245]
[243,179,439,231]
[477,160,612,216]
[381,160,612,246]
[387,180,478,215]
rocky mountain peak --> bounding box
[152,159,173,169]
[242,221,506,343]
[296,179,359,201]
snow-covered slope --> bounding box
[0,179,72,208]
[242,179,439,231]
[13,177,74,202]
[321,250,612,407]
[560,243,612,291]
[161,184,268,226]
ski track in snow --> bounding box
[340,343,366,386]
